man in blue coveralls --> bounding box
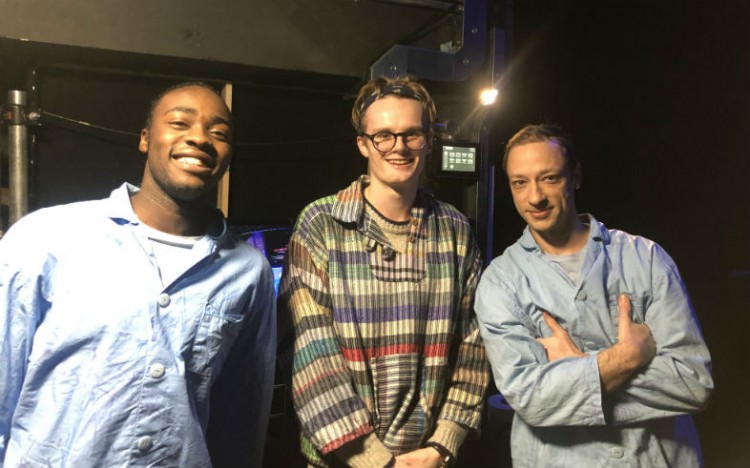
[475,124,713,467]
[0,83,276,467]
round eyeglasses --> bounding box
[360,130,428,153]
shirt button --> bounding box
[158,293,171,307]
[585,341,597,351]
[150,363,166,379]
[137,436,153,453]
[410,218,418,226]
[576,290,587,301]
[407,235,415,243]
[382,247,394,260]
[610,447,624,458]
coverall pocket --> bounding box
[186,303,245,377]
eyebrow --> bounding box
[369,125,424,133]
[163,106,233,130]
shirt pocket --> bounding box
[185,301,246,410]
[186,301,246,377]
[608,293,649,328]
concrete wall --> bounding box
[0,0,438,77]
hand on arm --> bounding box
[596,294,656,393]
[477,247,710,427]
[538,295,656,393]
[537,311,586,361]
[475,267,607,427]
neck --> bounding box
[131,183,212,237]
[532,214,589,255]
[364,179,417,222]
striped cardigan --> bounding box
[280,176,490,466]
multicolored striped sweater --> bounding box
[280,176,490,466]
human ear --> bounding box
[357,136,369,159]
[138,129,150,154]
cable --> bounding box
[41,110,354,148]
[42,111,140,138]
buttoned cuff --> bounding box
[332,432,394,468]
[426,420,469,457]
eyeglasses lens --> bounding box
[372,131,426,152]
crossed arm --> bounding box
[475,256,713,428]
[538,294,656,394]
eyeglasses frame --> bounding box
[359,129,430,153]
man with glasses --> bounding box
[280,76,490,467]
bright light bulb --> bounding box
[480,88,499,106]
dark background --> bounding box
[1,1,748,467]
[492,2,750,467]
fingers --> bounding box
[618,293,632,328]
[542,310,565,336]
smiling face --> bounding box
[138,85,233,203]
[356,96,429,195]
[506,140,581,245]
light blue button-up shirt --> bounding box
[475,214,713,468]
[0,184,276,468]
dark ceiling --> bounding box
[0,0,472,78]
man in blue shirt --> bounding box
[475,124,713,467]
[0,83,276,467]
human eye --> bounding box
[543,174,561,183]
[166,110,193,129]
[169,119,189,129]
[510,179,527,189]
[405,130,426,141]
[210,127,232,142]
[373,131,395,143]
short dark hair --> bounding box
[503,124,577,172]
[143,81,233,130]
[351,75,436,136]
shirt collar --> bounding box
[518,213,610,251]
[330,175,431,227]
[105,182,228,242]
[105,183,141,225]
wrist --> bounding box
[424,442,453,468]
[613,340,645,369]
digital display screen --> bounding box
[272,266,283,293]
[441,145,477,173]
[238,226,292,295]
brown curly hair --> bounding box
[351,76,436,136]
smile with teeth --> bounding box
[175,156,210,168]
[385,158,413,166]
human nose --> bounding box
[185,125,210,147]
[528,181,547,205]
[390,133,408,153]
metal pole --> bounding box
[475,27,507,265]
[8,90,28,226]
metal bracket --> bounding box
[369,0,487,81]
